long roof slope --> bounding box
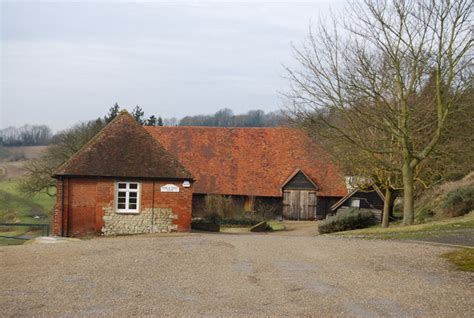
[146,126,347,197]
[55,112,193,180]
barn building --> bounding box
[145,125,347,221]
[52,111,347,237]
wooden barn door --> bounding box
[283,190,317,220]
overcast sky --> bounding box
[1,0,344,131]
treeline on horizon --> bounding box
[0,107,286,147]
[178,108,284,128]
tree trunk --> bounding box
[382,187,391,228]
[402,163,415,225]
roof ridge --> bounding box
[146,126,293,130]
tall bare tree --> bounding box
[286,0,472,224]
[298,107,402,227]
[19,120,105,197]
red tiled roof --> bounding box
[145,126,347,197]
[54,112,193,180]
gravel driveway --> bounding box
[1,231,473,317]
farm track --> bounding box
[1,227,473,317]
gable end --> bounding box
[282,170,318,190]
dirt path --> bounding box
[1,233,473,317]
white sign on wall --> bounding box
[160,184,180,193]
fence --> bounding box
[0,223,50,240]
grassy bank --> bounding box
[332,213,474,240]
[332,214,474,272]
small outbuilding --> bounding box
[329,186,394,221]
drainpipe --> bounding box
[65,178,69,237]
[61,178,65,236]
[151,181,155,232]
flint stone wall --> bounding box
[102,205,178,235]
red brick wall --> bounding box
[53,178,193,236]
[141,180,193,232]
[52,180,64,236]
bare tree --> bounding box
[299,108,402,227]
[19,120,105,197]
[0,125,52,146]
[286,0,472,224]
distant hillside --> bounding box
[0,146,48,180]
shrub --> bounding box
[253,198,282,220]
[192,213,221,224]
[204,195,242,219]
[416,206,435,222]
[318,208,376,234]
[191,218,221,232]
[443,186,474,217]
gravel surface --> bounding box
[1,231,473,317]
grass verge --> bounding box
[268,221,286,231]
[442,249,474,272]
[332,213,474,240]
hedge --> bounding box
[319,208,376,234]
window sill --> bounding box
[115,210,140,214]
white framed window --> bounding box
[116,182,141,213]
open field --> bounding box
[0,146,47,179]
[0,146,55,245]
[0,145,47,161]
[0,180,55,246]
[1,230,473,317]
